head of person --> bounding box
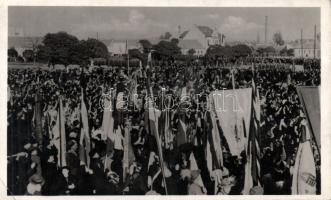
[61,167,70,178]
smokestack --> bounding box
[265,16,268,44]
[257,31,260,43]
[301,29,303,58]
[314,24,316,59]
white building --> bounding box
[102,39,142,56]
[179,25,225,49]
[176,25,225,56]
[177,40,206,56]
[8,36,43,57]
[286,39,320,59]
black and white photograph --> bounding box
[4,5,326,196]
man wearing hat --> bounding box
[26,174,45,195]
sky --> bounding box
[8,7,320,42]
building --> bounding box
[179,25,225,49]
[176,25,225,56]
[8,36,43,57]
[177,39,205,56]
[102,39,142,56]
[288,39,320,59]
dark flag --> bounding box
[34,92,43,146]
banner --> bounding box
[296,86,320,150]
[209,88,252,156]
[34,92,43,146]
[291,127,317,194]
[52,97,67,167]
[79,91,91,167]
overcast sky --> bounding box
[8,7,320,42]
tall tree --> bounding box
[77,38,109,66]
[22,49,34,62]
[231,44,252,57]
[188,49,196,56]
[8,47,18,58]
[42,31,80,67]
[153,40,181,61]
[273,32,285,46]
[139,39,152,53]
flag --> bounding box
[243,79,261,194]
[291,123,317,194]
[34,92,43,146]
[79,91,91,167]
[52,97,67,167]
[146,52,152,70]
[101,89,115,170]
[210,88,252,156]
[147,88,168,194]
[163,108,173,149]
[287,73,292,86]
[296,86,320,150]
[205,95,224,173]
[176,115,187,147]
[148,96,162,139]
[123,126,136,180]
[139,60,143,78]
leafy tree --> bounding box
[153,40,181,61]
[257,46,276,56]
[79,38,109,59]
[139,39,152,53]
[287,48,294,56]
[77,38,109,66]
[42,31,80,67]
[128,48,144,60]
[160,32,172,40]
[280,47,288,56]
[170,38,179,45]
[188,49,196,56]
[231,44,252,57]
[16,56,24,62]
[8,47,18,58]
[36,45,50,63]
[273,32,285,46]
[22,49,34,62]
[206,45,232,59]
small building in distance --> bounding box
[176,25,226,56]
[102,39,142,56]
[288,39,320,59]
[177,39,205,56]
[8,36,43,57]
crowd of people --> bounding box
[7,59,321,195]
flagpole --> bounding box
[146,51,168,195]
[126,40,130,77]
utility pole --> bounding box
[314,24,316,59]
[126,40,129,76]
[301,29,303,58]
[265,16,268,44]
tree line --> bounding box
[8,31,293,67]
